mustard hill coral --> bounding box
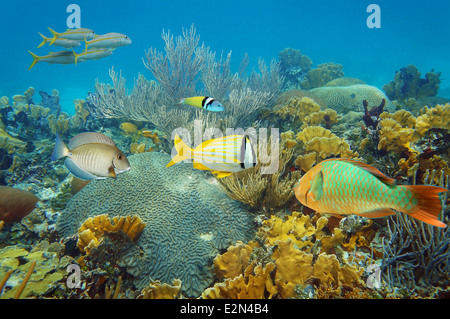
[300,62,344,90]
[57,152,254,297]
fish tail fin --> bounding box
[166,135,192,167]
[71,48,79,65]
[48,27,58,45]
[37,32,47,48]
[85,38,89,51]
[402,185,448,228]
[51,133,70,161]
[176,98,185,106]
[28,51,40,70]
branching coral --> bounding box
[217,139,301,211]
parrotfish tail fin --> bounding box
[166,135,192,167]
[176,98,184,106]
[48,27,58,45]
[51,133,69,161]
[28,51,40,70]
[37,32,47,48]
[403,185,448,228]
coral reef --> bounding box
[300,62,344,90]
[309,84,395,113]
[57,152,255,297]
[278,48,312,89]
[0,241,72,299]
[383,65,441,101]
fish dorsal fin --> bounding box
[310,170,324,201]
[68,132,116,149]
[325,158,396,186]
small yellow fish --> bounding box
[177,96,224,112]
[294,158,448,227]
[28,50,77,70]
[119,122,138,134]
[72,48,114,64]
[51,132,131,180]
[48,27,95,44]
[85,32,132,51]
[167,134,257,178]
[37,32,81,48]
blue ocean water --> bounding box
[1,0,449,114]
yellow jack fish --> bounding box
[294,158,448,228]
[166,134,257,178]
[48,27,95,44]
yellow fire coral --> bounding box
[139,279,182,299]
[77,214,146,254]
[202,261,277,299]
[295,126,359,172]
[272,240,364,298]
[377,117,416,152]
[213,241,260,281]
[415,103,450,135]
[0,128,27,154]
[273,96,321,127]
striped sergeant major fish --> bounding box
[177,96,224,112]
[166,134,257,178]
[294,158,448,228]
[51,132,131,180]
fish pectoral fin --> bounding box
[355,208,397,219]
[309,171,324,201]
[108,166,117,178]
[64,158,96,180]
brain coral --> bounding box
[57,152,255,297]
[309,84,395,113]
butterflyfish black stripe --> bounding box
[239,136,247,169]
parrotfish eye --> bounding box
[117,153,123,160]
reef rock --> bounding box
[309,84,395,113]
[57,152,255,297]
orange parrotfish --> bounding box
[294,158,448,227]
